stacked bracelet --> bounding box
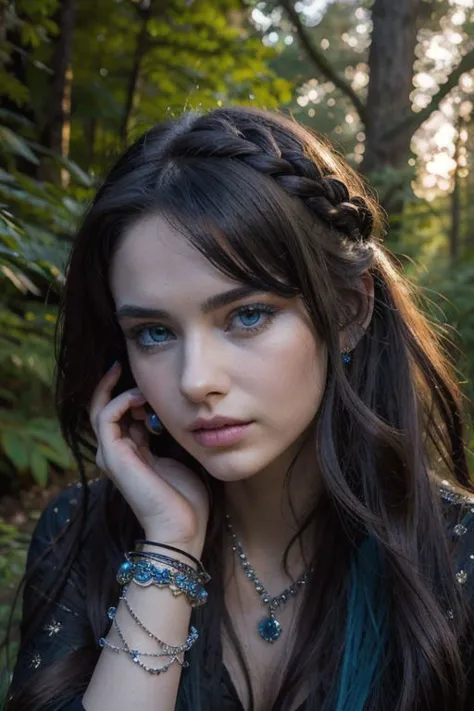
[134,541,211,584]
[129,549,210,586]
[100,542,209,674]
[135,541,202,570]
[98,590,200,675]
[117,553,208,607]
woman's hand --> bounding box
[89,362,209,554]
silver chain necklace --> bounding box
[225,514,312,644]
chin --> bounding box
[206,467,262,483]
[192,446,286,483]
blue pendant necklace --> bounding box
[225,514,312,644]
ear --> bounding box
[339,271,374,352]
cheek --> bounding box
[282,342,325,424]
[127,352,171,409]
[245,326,326,423]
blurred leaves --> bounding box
[0,124,83,488]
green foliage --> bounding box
[0,416,74,487]
[63,0,292,170]
[416,260,474,402]
[0,125,86,488]
[0,521,29,589]
[0,519,30,700]
[0,0,59,107]
[400,210,474,460]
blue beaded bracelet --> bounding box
[131,548,210,585]
[117,558,208,607]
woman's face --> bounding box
[110,214,327,483]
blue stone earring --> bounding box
[342,347,352,365]
[145,411,164,436]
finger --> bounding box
[95,446,105,472]
[128,421,149,450]
[89,361,122,431]
[96,388,147,447]
[128,423,156,468]
[130,404,147,421]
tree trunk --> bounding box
[59,64,73,188]
[120,7,151,146]
[38,0,76,183]
[449,115,463,264]
[361,0,421,213]
[466,117,474,253]
[85,117,97,166]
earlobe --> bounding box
[341,346,352,365]
[339,272,374,353]
[360,271,375,331]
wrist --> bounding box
[141,534,205,562]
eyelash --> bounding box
[126,303,279,353]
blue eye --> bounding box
[137,325,172,346]
[236,307,265,328]
[230,304,277,332]
[126,302,278,353]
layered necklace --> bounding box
[225,514,313,644]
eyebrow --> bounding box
[115,285,265,321]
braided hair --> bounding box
[159,110,375,243]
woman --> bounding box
[4,107,474,711]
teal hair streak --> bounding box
[333,536,389,711]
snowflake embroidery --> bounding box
[30,652,42,669]
[44,619,63,636]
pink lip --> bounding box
[189,415,250,431]
[191,422,253,447]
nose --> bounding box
[179,331,230,403]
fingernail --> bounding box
[108,360,120,373]
[129,388,145,399]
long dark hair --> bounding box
[4,107,474,710]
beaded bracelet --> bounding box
[117,556,208,607]
[132,547,211,584]
[128,549,207,583]
[126,550,207,590]
[129,549,210,588]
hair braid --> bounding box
[167,117,374,242]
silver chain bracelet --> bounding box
[118,584,199,655]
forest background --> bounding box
[0,0,474,696]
